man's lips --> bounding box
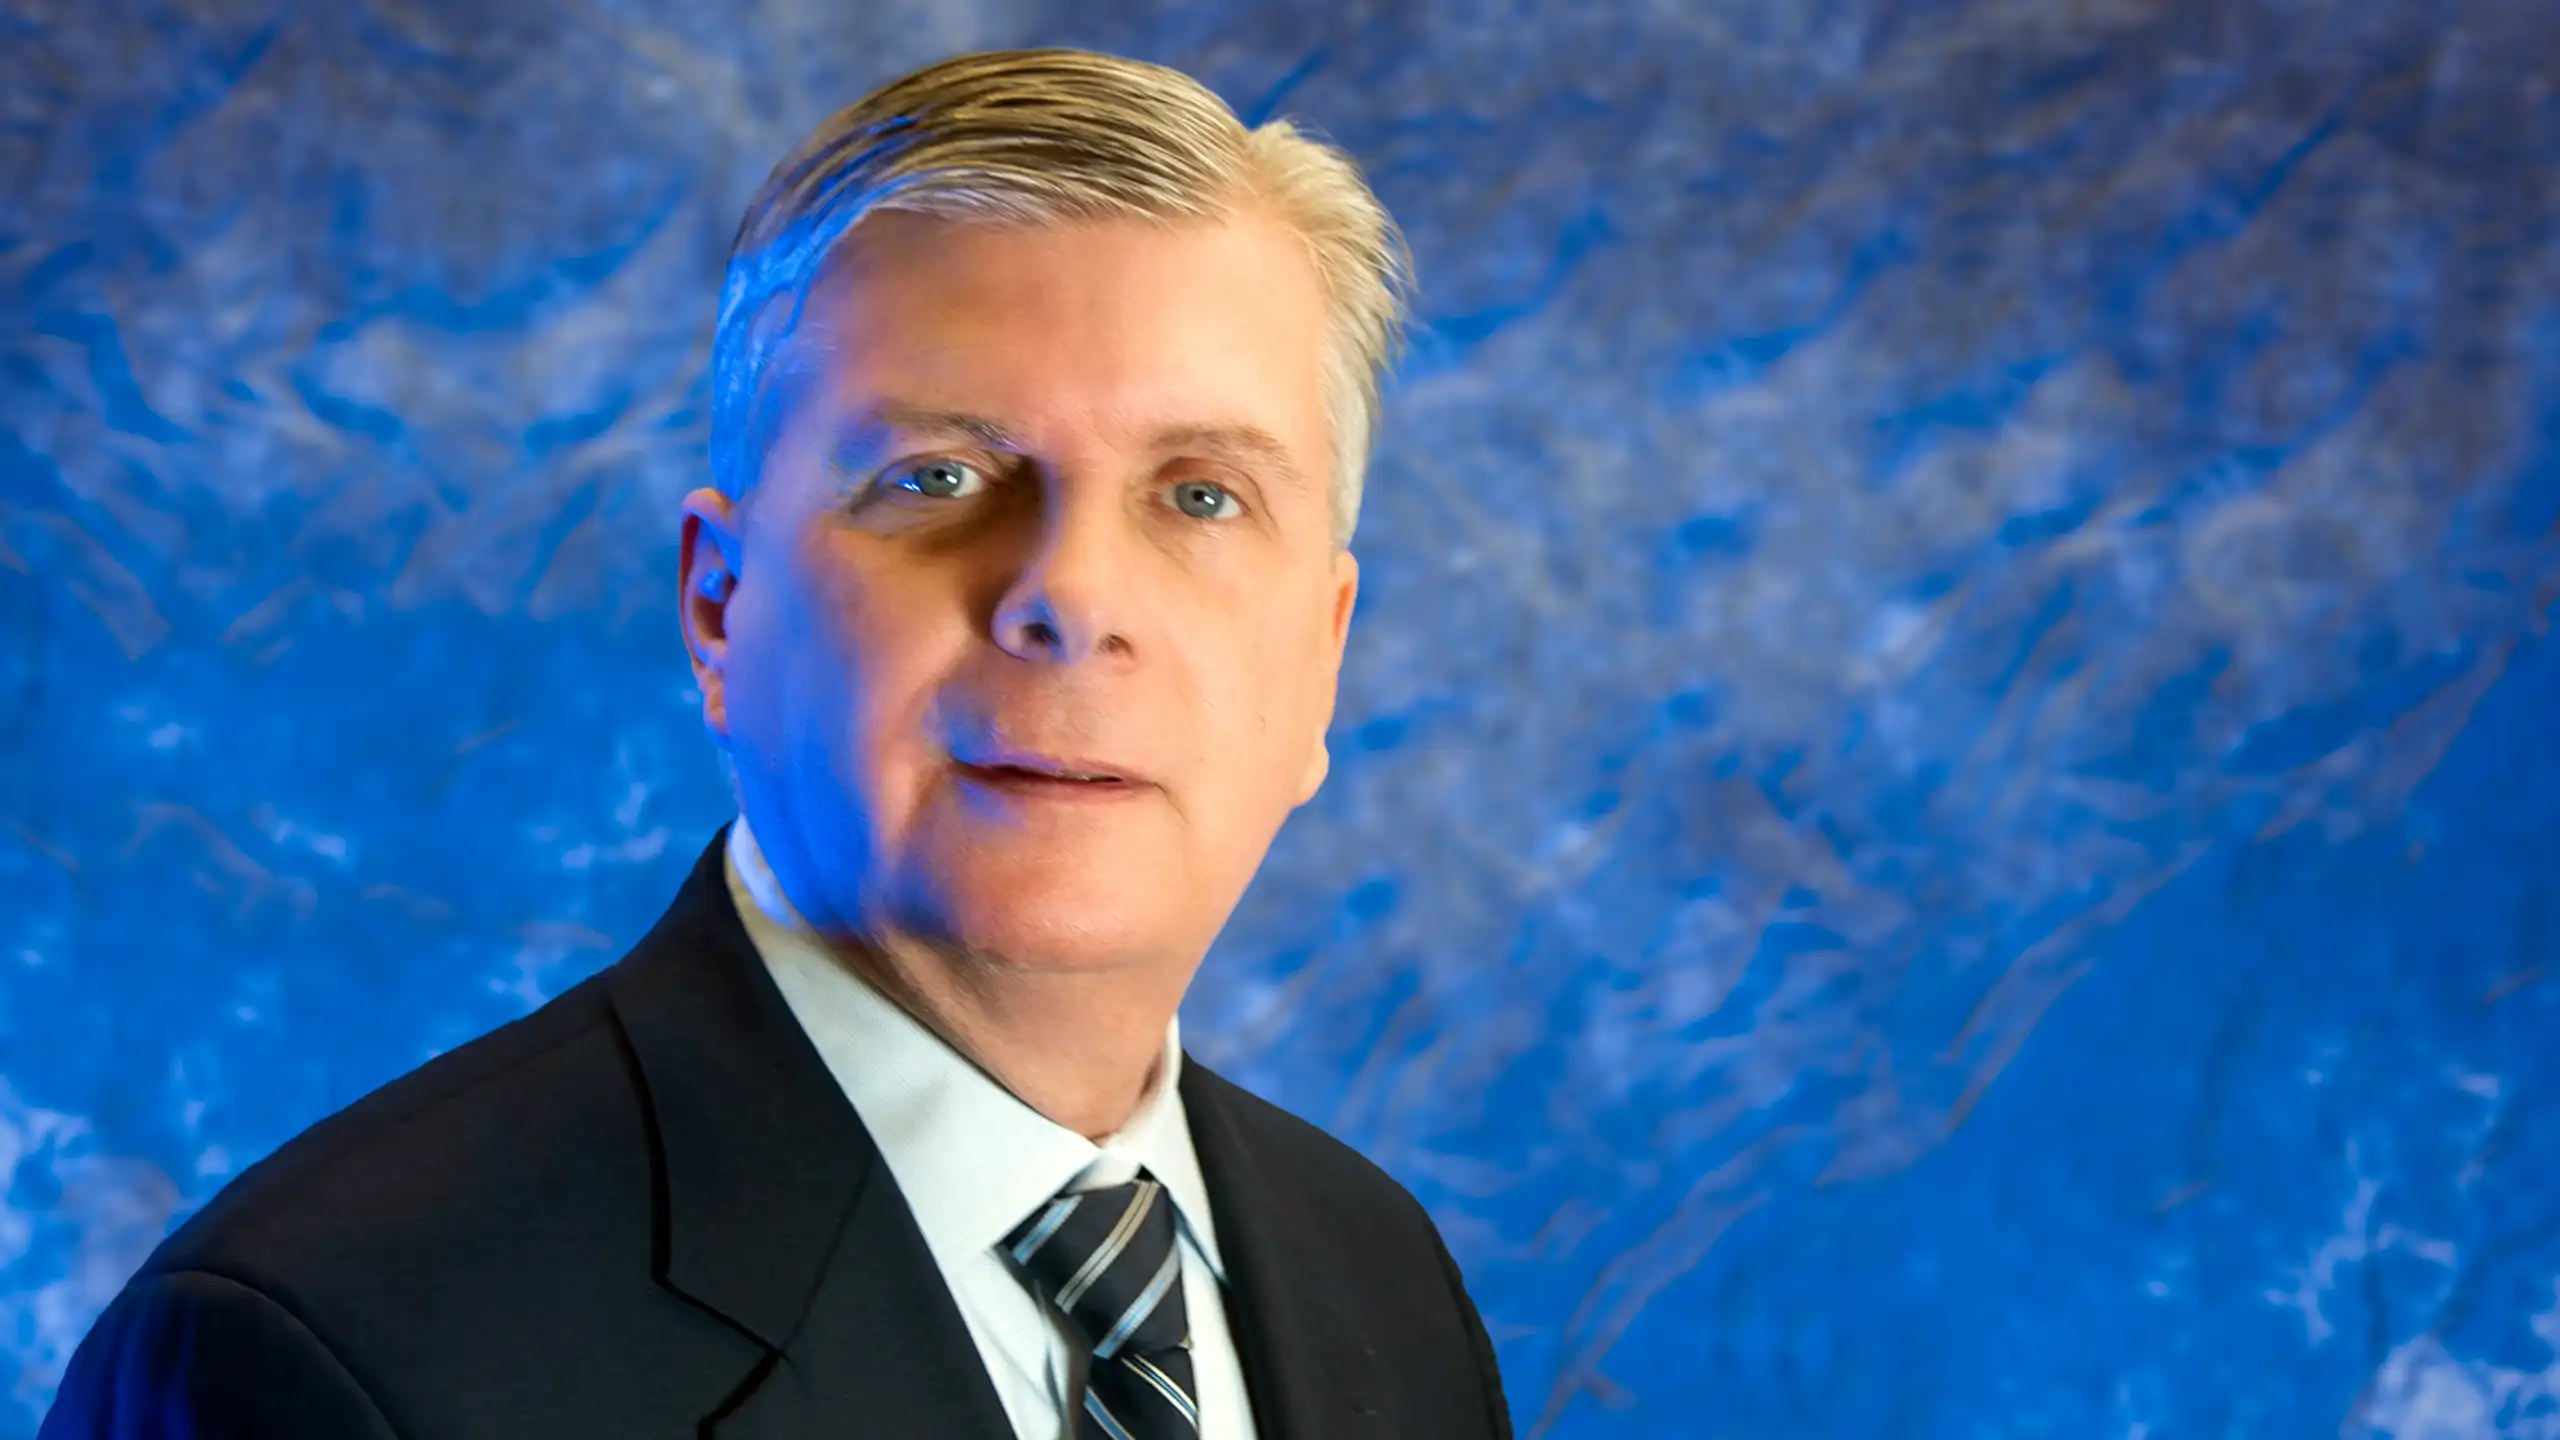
[951,751,1151,793]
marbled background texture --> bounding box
[4,0,2558,1435]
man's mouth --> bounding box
[967,764,1125,784]
[952,753,1145,795]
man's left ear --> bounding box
[1294,736,1332,804]
[1293,549,1359,805]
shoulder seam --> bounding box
[151,1267,400,1433]
[186,983,619,1217]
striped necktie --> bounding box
[1004,1172,1200,1440]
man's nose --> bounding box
[991,492,1135,664]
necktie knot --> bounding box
[1005,1172,1200,1437]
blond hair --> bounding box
[711,48,1413,546]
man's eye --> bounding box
[1170,480,1240,520]
[890,459,986,500]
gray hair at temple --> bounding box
[709,48,1414,547]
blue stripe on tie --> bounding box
[1085,1389,1139,1440]
[1123,1353,1200,1428]
[1095,1246,1183,1361]
[1012,1172,1198,1436]
[1055,1179,1155,1312]
[1010,1194,1080,1265]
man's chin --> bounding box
[892,865,1193,977]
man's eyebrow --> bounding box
[834,406,1309,488]
[1147,423,1309,490]
[845,402,1023,450]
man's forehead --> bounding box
[773,210,1334,491]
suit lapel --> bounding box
[604,827,1013,1438]
[1181,1063,1392,1440]
[701,1163,1020,1438]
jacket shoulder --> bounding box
[1182,1061,1443,1234]
[43,1268,401,1439]
[148,970,642,1283]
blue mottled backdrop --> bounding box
[5,1,2559,1435]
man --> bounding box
[43,47,1512,1440]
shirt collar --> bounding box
[723,816,1226,1280]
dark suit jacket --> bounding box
[43,828,1511,1439]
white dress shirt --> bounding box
[723,817,1262,1440]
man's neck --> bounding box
[731,813,1188,1140]
[834,931,1177,1142]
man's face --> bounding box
[681,208,1358,981]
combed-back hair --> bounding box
[711,48,1412,545]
